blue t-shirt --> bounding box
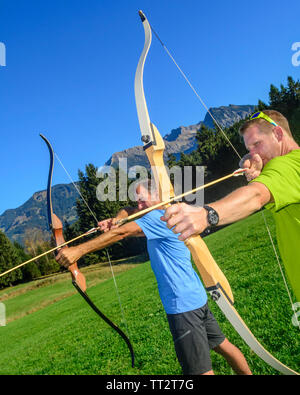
[135,209,207,314]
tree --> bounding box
[262,76,300,143]
[0,231,22,288]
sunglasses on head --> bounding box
[250,111,278,126]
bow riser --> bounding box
[51,213,87,291]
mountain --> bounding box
[202,104,255,130]
[0,104,254,244]
[0,183,78,244]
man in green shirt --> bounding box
[162,110,300,302]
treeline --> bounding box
[0,76,299,289]
[0,232,60,288]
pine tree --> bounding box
[0,231,22,288]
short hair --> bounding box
[239,110,292,137]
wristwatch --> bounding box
[203,205,219,227]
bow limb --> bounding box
[40,134,134,368]
[134,11,298,375]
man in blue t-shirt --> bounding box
[56,181,251,375]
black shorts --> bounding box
[167,303,225,374]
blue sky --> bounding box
[1,0,299,215]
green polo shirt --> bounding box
[252,149,300,302]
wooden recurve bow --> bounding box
[40,134,134,368]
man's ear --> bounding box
[274,126,284,142]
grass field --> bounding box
[0,211,299,375]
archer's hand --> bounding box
[98,218,118,232]
[239,153,263,181]
[161,203,209,241]
[56,247,82,268]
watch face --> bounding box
[208,210,219,226]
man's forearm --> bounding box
[162,179,271,241]
[75,227,126,258]
[210,183,270,225]
[56,221,143,267]
[81,208,140,257]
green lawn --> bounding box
[0,211,299,375]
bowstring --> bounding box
[149,22,298,326]
[149,23,241,161]
[54,152,132,336]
